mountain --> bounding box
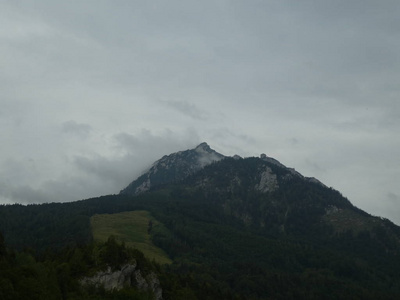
[118,143,400,268]
[117,144,400,298]
[2,142,400,299]
[120,142,225,195]
[120,143,357,236]
[119,144,399,242]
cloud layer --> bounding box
[1,1,399,224]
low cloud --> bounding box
[160,100,207,120]
[387,192,400,204]
[378,193,400,225]
[72,129,202,194]
[61,120,92,137]
[0,128,202,205]
[304,159,327,174]
[112,129,200,159]
[0,183,53,204]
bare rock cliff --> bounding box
[80,262,162,300]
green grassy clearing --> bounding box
[91,210,172,264]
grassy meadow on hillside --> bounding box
[91,210,172,265]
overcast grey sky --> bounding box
[1,1,400,224]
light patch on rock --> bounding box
[80,264,136,291]
[195,143,225,167]
[255,166,278,193]
[135,178,151,194]
[326,205,340,215]
[197,152,224,167]
[80,263,163,299]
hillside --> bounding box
[1,143,400,299]
[91,210,172,264]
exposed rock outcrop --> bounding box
[80,262,162,300]
[255,166,278,192]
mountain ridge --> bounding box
[121,142,327,196]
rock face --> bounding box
[80,262,163,300]
[80,264,135,291]
[120,142,226,195]
[255,166,278,193]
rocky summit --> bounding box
[120,142,225,195]
[121,143,326,197]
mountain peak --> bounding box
[195,142,212,153]
[120,142,225,195]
